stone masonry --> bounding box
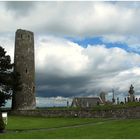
[12,29,36,110]
[10,106,140,119]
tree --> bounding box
[0,46,13,107]
[0,46,21,132]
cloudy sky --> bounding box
[1,1,140,100]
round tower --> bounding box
[12,29,36,110]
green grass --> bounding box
[6,115,103,130]
[92,102,140,110]
[0,116,140,139]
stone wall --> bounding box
[10,106,140,118]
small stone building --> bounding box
[71,97,104,108]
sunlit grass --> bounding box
[0,116,140,139]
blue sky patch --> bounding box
[67,36,140,54]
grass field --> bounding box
[0,115,140,139]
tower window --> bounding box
[21,34,22,39]
[26,68,27,73]
[28,35,31,41]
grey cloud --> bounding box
[1,1,140,99]
[5,1,36,17]
[1,32,140,98]
[1,1,140,37]
[34,37,140,98]
[36,73,90,87]
[36,71,93,97]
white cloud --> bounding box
[36,97,72,107]
[102,35,127,43]
[1,1,140,52]
[1,1,140,98]
[35,36,140,97]
[0,35,14,62]
[1,32,140,97]
[102,35,140,52]
[0,1,140,37]
[5,97,73,107]
[35,36,89,78]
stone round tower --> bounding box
[12,29,36,110]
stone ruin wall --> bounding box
[10,106,140,119]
